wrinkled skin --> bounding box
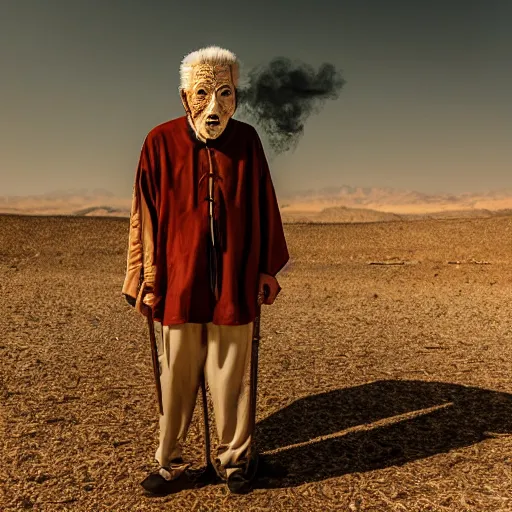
[180,64,236,141]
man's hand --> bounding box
[141,291,157,317]
[258,273,281,306]
[135,284,157,318]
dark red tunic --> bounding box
[130,116,289,326]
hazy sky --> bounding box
[1,0,511,197]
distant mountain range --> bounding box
[279,185,512,217]
[0,189,131,217]
[1,186,512,221]
[1,188,117,202]
[280,185,512,206]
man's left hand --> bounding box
[258,273,281,306]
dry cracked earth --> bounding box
[1,214,512,511]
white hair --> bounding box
[179,46,239,90]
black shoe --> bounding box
[226,468,252,494]
[225,453,259,495]
[140,464,194,496]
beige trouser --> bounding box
[153,321,253,478]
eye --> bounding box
[197,89,207,96]
[221,89,232,97]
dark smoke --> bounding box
[237,58,346,155]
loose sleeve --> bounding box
[256,134,290,277]
[121,135,159,312]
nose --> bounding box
[206,94,219,115]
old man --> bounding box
[122,46,289,493]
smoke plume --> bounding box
[237,58,345,155]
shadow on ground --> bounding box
[254,380,512,488]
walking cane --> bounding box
[146,307,163,416]
[197,320,215,481]
[249,286,268,447]
[199,372,216,481]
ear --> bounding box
[180,89,191,116]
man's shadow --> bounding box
[254,380,512,488]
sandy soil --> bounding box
[1,214,512,511]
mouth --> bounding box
[206,115,220,127]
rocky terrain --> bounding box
[1,213,512,511]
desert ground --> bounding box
[1,213,512,511]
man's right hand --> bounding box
[141,291,157,317]
[135,283,157,317]
[142,291,156,307]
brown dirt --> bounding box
[1,214,512,511]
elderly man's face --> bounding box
[182,64,236,141]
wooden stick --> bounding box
[146,308,163,416]
[249,286,269,451]
[200,373,212,469]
